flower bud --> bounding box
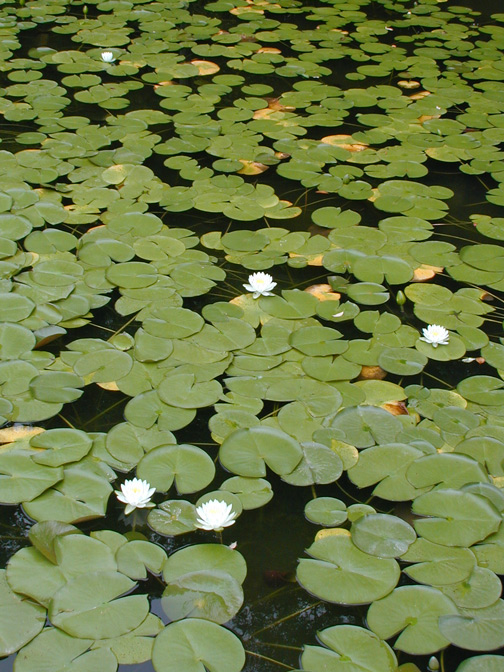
[428,656,439,671]
[395,290,406,306]
[83,4,88,13]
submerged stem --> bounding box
[245,650,296,669]
[250,601,322,638]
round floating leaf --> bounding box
[347,283,390,305]
[402,538,475,587]
[378,347,428,375]
[416,333,466,361]
[220,476,273,509]
[456,655,504,672]
[304,497,347,527]
[30,429,92,467]
[148,500,198,536]
[0,569,45,656]
[158,374,222,409]
[440,566,502,609]
[330,406,401,448]
[73,349,133,383]
[163,544,247,586]
[0,323,36,359]
[0,294,35,322]
[106,262,158,288]
[282,441,343,486]
[348,443,427,502]
[290,326,346,356]
[301,624,397,672]
[0,450,63,505]
[143,307,204,339]
[457,376,504,406]
[367,585,458,655]
[22,461,112,523]
[412,489,502,547]
[161,570,243,624]
[28,521,82,564]
[14,628,117,672]
[259,290,318,319]
[49,571,149,639]
[219,426,303,477]
[116,540,167,580]
[137,444,215,494]
[352,514,416,558]
[406,453,490,490]
[439,600,504,652]
[90,613,163,666]
[152,619,245,672]
[297,533,400,605]
[29,372,84,405]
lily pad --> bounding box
[304,497,348,527]
[137,444,215,494]
[0,569,45,657]
[412,489,502,547]
[367,585,458,654]
[152,619,246,672]
[219,426,302,477]
[301,624,397,672]
[351,514,416,558]
[297,532,400,605]
[14,628,118,672]
[48,570,149,639]
[439,600,504,652]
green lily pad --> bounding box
[351,514,416,558]
[440,566,502,609]
[402,538,476,587]
[378,347,428,375]
[456,656,504,672]
[49,571,149,639]
[367,585,458,655]
[29,429,92,467]
[219,426,302,477]
[22,461,112,523]
[220,476,273,509]
[158,373,222,409]
[412,489,502,547]
[406,453,490,490]
[330,406,402,448]
[302,624,397,672]
[439,600,504,652]
[14,628,118,672]
[297,533,400,605]
[0,450,63,505]
[152,619,245,672]
[137,444,215,494]
[161,569,243,624]
[282,441,343,486]
[148,500,198,536]
[304,497,347,527]
[116,540,167,580]
[0,569,45,657]
[90,613,163,665]
[28,521,82,564]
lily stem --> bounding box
[245,650,296,669]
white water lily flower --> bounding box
[420,324,449,347]
[243,272,277,299]
[101,51,116,63]
[115,478,155,515]
[195,499,237,531]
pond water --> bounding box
[0,0,504,670]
